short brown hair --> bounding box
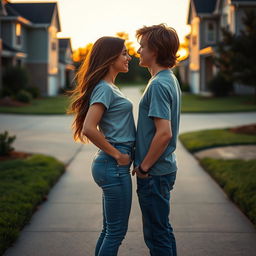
[136,24,180,68]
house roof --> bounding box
[4,2,61,31]
[187,0,218,24]
[231,0,256,2]
[58,38,72,50]
[6,2,56,24]
[193,0,217,13]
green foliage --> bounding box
[179,128,256,152]
[2,66,30,95]
[207,72,233,97]
[0,131,16,156]
[15,90,32,103]
[25,86,40,98]
[0,154,65,254]
[215,10,256,89]
[173,68,190,92]
[200,158,256,226]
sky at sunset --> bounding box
[10,0,191,50]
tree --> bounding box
[214,10,256,98]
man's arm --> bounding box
[136,118,172,176]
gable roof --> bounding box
[58,38,73,52]
[5,2,61,30]
[193,0,217,13]
[187,0,218,24]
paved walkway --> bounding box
[1,87,256,256]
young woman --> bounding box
[68,37,136,256]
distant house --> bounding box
[0,0,7,90]
[0,1,74,96]
[187,0,256,94]
[58,38,75,90]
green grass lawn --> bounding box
[0,95,69,115]
[181,94,256,113]
[0,154,65,255]
[179,128,256,152]
[200,158,256,226]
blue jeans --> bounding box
[91,143,133,256]
[137,172,177,256]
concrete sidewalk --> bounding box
[1,87,256,255]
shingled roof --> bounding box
[4,2,60,30]
[193,0,217,13]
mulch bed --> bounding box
[0,97,29,107]
[0,151,31,162]
[229,123,256,135]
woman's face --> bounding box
[137,35,156,68]
[112,45,131,73]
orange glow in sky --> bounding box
[10,0,191,50]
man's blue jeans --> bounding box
[91,144,133,256]
[137,172,177,256]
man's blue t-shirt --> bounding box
[90,80,136,144]
[134,69,181,175]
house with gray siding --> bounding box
[58,38,75,89]
[0,1,69,96]
[187,0,256,94]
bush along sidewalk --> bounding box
[0,154,65,255]
[179,126,256,227]
[200,158,256,226]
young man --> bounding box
[132,24,181,256]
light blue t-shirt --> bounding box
[134,69,181,175]
[89,80,136,144]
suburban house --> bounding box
[58,38,75,90]
[187,0,256,94]
[0,0,74,96]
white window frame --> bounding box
[206,21,216,44]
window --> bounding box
[206,22,215,43]
[15,23,22,45]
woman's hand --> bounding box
[116,153,131,166]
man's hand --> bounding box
[132,166,150,179]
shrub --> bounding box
[2,66,30,95]
[208,73,233,97]
[15,90,32,103]
[181,83,190,92]
[26,86,40,98]
[0,87,13,98]
[0,131,16,156]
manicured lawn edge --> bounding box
[179,128,256,227]
[0,95,69,115]
[0,154,65,255]
[179,128,256,153]
[199,158,256,226]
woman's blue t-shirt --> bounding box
[89,80,136,144]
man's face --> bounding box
[137,35,156,68]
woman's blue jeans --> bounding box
[137,172,177,256]
[91,143,133,256]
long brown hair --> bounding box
[67,36,125,142]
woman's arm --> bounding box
[82,103,131,165]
